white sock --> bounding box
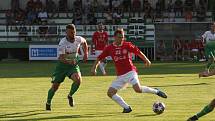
[112,94,129,109]
[99,62,106,75]
[141,86,158,94]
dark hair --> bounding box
[66,24,76,30]
[114,28,124,36]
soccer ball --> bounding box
[152,101,165,114]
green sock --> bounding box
[47,88,55,104]
[206,59,214,71]
[196,105,214,118]
[69,82,80,96]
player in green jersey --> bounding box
[199,22,215,77]
[45,24,88,110]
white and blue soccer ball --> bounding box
[152,101,165,114]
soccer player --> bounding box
[187,98,215,121]
[91,28,167,113]
[45,24,88,110]
[92,23,109,75]
[199,22,215,77]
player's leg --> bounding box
[68,66,82,107]
[99,59,107,75]
[107,87,132,113]
[129,71,167,98]
[187,98,215,121]
[108,75,132,113]
[46,67,66,110]
[46,82,61,110]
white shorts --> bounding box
[110,71,140,90]
[95,50,103,57]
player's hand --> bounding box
[83,53,88,63]
[144,60,151,67]
[91,68,97,76]
[68,60,76,65]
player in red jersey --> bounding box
[91,28,167,113]
[92,23,109,75]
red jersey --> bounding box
[98,41,141,76]
[92,31,108,50]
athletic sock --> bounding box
[69,82,80,96]
[112,94,129,109]
[47,88,56,104]
[206,59,214,71]
[99,62,106,75]
[196,104,214,118]
[141,86,158,94]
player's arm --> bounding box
[91,46,109,75]
[128,43,151,67]
[136,51,151,67]
[81,39,88,62]
[91,58,100,75]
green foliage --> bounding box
[0,61,214,121]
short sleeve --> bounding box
[58,40,66,54]
[79,36,86,43]
[202,31,207,39]
[127,42,141,55]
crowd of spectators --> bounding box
[156,37,205,61]
[5,0,214,27]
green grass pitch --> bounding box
[0,61,214,121]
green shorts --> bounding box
[205,41,215,59]
[51,62,80,83]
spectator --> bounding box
[199,0,208,10]
[26,8,38,25]
[5,9,15,25]
[196,6,206,21]
[58,0,68,16]
[156,40,166,61]
[73,0,82,12]
[174,0,183,16]
[72,9,82,25]
[122,0,131,12]
[102,0,110,12]
[184,8,192,22]
[38,21,48,41]
[144,1,153,20]
[113,9,122,25]
[189,39,199,61]
[38,8,48,23]
[173,36,183,60]
[184,0,195,11]
[26,0,35,12]
[14,8,26,25]
[88,12,97,25]
[35,0,43,11]
[132,0,141,13]
[155,0,164,20]
[46,0,57,17]
[104,9,113,24]
[181,40,191,60]
[18,24,28,41]
[11,0,20,12]
[112,0,121,11]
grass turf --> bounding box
[0,61,214,121]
